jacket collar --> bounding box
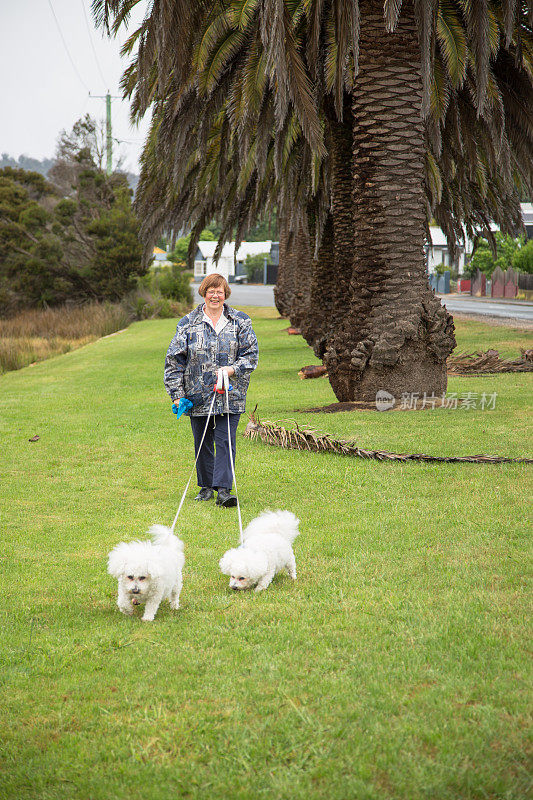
[191,302,236,324]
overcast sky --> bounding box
[1,0,150,173]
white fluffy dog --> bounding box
[107,525,184,621]
[219,510,300,592]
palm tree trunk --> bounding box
[274,219,296,317]
[324,0,455,402]
[300,211,335,355]
[300,98,354,357]
[286,218,314,328]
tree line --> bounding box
[0,116,144,315]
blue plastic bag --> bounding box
[171,398,193,419]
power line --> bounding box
[46,0,91,93]
[79,0,108,89]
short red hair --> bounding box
[198,273,231,299]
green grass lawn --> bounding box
[2,309,532,800]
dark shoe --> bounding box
[195,488,214,501]
[216,488,237,507]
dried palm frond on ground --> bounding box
[297,349,533,381]
[298,365,328,379]
[244,413,533,465]
[447,349,533,374]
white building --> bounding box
[426,228,469,274]
[194,240,273,281]
[151,246,172,267]
[522,202,533,239]
[426,203,533,275]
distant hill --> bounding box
[0,153,55,176]
[0,152,139,194]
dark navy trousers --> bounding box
[189,414,241,491]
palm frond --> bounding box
[244,412,533,464]
[383,0,404,32]
[437,0,468,87]
[231,0,260,30]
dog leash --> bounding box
[170,391,217,534]
[170,368,243,544]
[220,369,244,545]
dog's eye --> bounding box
[238,577,245,581]
[139,576,146,581]
[127,575,134,580]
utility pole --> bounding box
[106,92,112,176]
[89,91,120,175]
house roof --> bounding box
[521,202,533,226]
[427,227,449,247]
[196,240,273,260]
[153,247,166,254]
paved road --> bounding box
[193,283,533,323]
[194,283,275,307]
[438,295,533,322]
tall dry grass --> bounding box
[0,300,148,374]
[0,302,132,340]
[0,292,191,375]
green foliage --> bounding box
[141,263,193,304]
[0,167,62,310]
[512,238,533,274]
[202,221,221,238]
[168,235,190,264]
[0,156,145,312]
[169,229,215,265]
[123,287,186,320]
[244,251,270,280]
[468,232,523,277]
[83,183,144,300]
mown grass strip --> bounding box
[1,309,531,800]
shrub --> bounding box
[122,287,190,321]
[468,232,523,277]
[244,252,270,281]
[0,165,145,310]
[168,230,215,265]
[141,264,193,305]
[512,239,533,274]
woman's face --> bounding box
[204,284,226,313]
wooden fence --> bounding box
[468,268,527,297]
[490,266,518,298]
[471,270,486,296]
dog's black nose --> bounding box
[131,587,140,594]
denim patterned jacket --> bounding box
[164,303,259,416]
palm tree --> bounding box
[261,0,532,400]
[324,0,455,401]
[96,0,532,401]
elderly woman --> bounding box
[164,273,259,507]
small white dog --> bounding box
[107,525,184,621]
[219,510,300,592]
